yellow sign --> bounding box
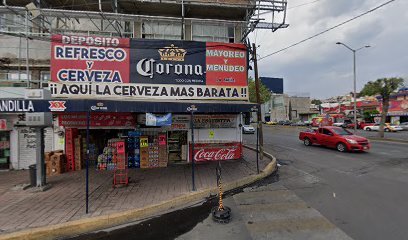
[140,137,148,148]
[209,130,215,139]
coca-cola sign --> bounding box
[190,142,242,162]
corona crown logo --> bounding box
[158,44,186,61]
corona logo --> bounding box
[158,44,186,61]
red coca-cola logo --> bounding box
[194,148,237,161]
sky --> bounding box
[249,0,408,99]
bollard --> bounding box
[212,161,231,223]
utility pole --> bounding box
[252,43,264,160]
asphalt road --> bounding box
[244,126,408,240]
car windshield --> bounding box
[331,128,353,136]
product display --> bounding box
[127,131,141,168]
[45,151,66,176]
[65,128,78,172]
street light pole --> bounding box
[336,42,370,133]
[353,49,357,133]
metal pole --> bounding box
[191,111,196,191]
[252,43,264,160]
[256,122,259,174]
[86,111,90,214]
[25,10,30,88]
[181,0,185,40]
[353,50,357,133]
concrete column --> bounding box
[234,25,243,43]
[31,69,40,88]
[185,20,192,40]
[133,21,142,38]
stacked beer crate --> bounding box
[65,128,78,172]
[45,150,66,176]
[148,139,159,168]
[158,133,168,167]
[140,136,149,169]
[74,137,83,170]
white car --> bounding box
[398,122,408,130]
[333,122,344,127]
[363,123,403,132]
[242,125,255,134]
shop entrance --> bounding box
[167,130,188,164]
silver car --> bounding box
[398,122,408,130]
[242,125,255,134]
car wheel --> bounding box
[336,143,347,152]
[385,128,390,132]
[304,138,312,146]
[366,128,371,131]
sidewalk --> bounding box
[178,183,352,240]
[0,148,270,237]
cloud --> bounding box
[250,0,408,99]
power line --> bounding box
[259,0,397,61]
[254,0,323,50]
[288,0,322,10]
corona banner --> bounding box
[50,35,248,100]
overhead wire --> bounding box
[254,0,323,50]
[259,0,397,61]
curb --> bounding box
[0,147,277,240]
[367,137,408,144]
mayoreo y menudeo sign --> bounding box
[49,35,248,100]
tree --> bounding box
[311,99,322,105]
[360,77,404,138]
[248,78,272,104]
[363,109,380,122]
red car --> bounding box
[299,126,370,152]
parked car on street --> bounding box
[359,122,375,129]
[304,120,311,126]
[266,121,278,125]
[332,122,344,127]
[291,121,307,126]
[281,120,292,125]
[398,122,408,130]
[242,125,255,134]
[299,126,370,152]
[363,123,403,132]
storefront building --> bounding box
[0,35,255,170]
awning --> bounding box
[0,99,258,113]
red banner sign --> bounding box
[51,35,130,83]
[189,142,242,162]
[205,42,247,87]
[58,113,135,127]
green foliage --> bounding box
[248,78,272,104]
[363,109,380,122]
[360,78,404,99]
[311,99,322,105]
[360,77,404,137]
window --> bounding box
[332,128,352,136]
[192,24,234,43]
[40,71,51,81]
[322,129,333,136]
[0,13,30,33]
[142,21,182,40]
[0,71,31,81]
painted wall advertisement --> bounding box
[50,35,248,100]
[58,113,135,127]
[189,142,242,162]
